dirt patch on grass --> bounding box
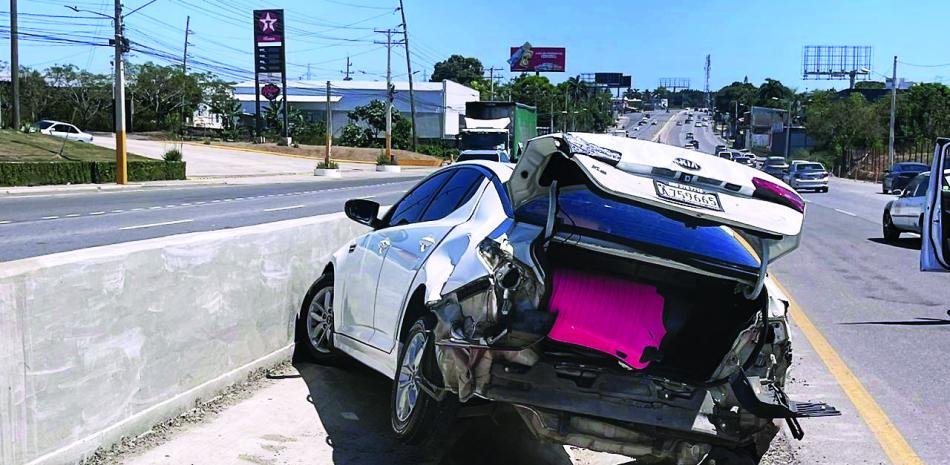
[211,142,443,166]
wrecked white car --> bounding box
[297,133,838,464]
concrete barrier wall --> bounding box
[0,213,369,465]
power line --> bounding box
[898,60,950,68]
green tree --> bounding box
[128,62,205,131]
[430,55,485,88]
[855,81,886,89]
[714,81,757,116]
[756,78,793,107]
[509,74,556,108]
[45,65,111,129]
[342,99,412,148]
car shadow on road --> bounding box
[867,237,921,250]
[292,347,576,465]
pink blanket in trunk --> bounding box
[547,268,666,369]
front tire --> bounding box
[883,211,901,242]
[296,273,339,362]
[391,317,458,446]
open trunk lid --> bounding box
[508,133,804,262]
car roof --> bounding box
[459,149,506,155]
[38,119,67,124]
[450,160,513,182]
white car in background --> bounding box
[34,120,94,143]
[296,133,837,463]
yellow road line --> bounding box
[773,279,925,465]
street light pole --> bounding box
[784,100,791,159]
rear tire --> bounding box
[391,316,458,446]
[883,211,901,242]
[295,273,339,362]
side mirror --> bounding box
[921,138,950,272]
[345,198,381,228]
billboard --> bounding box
[594,72,623,87]
[509,43,566,72]
[621,75,632,88]
[802,45,872,80]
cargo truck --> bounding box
[458,101,538,159]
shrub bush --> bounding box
[163,148,183,162]
[0,160,186,186]
[316,161,339,169]
[376,153,395,165]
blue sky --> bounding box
[4,0,950,91]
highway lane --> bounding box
[0,175,425,261]
[620,109,677,141]
[773,181,950,465]
[659,120,945,462]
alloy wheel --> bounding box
[395,331,427,422]
[306,287,334,353]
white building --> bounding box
[233,79,479,140]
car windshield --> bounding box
[765,158,786,165]
[799,163,824,171]
[35,121,55,129]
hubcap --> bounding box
[306,287,334,353]
[395,332,427,422]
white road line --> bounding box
[211,199,221,203]
[194,201,205,205]
[90,211,106,215]
[119,219,193,230]
[179,203,191,206]
[164,205,176,208]
[834,208,857,217]
[263,204,305,212]
[65,213,80,217]
[41,215,60,220]
[234,197,244,200]
[0,220,10,225]
[110,209,123,213]
[132,208,145,211]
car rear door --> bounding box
[922,138,950,272]
[369,167,487,352]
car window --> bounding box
[419,168,485,222]
[36,121,54,129]
[914,175,930,197]
[387,170,454,227]
[799,163,824,171]
[65,125,79,134]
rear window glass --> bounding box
[896,164,927,172]
[36,121,55,129]
[515,188,759,271]
[799,163,824,170]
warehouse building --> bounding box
[233,79,479,140]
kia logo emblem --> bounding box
[673,157,701,171]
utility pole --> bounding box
[888,55,898,167]
[325,80,332,165]
[179,15,190,135]
[114,0,128,184]
[343,56,352,80]
[398,0,418,151]
[486,66,503,100]
[376,29,395,163]
[10,0,20,130]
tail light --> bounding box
[752,177,805,213]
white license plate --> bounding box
[654,181,723,211]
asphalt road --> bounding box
[0,175,424,261]
[660,120,949,463]
[619,109,677,141]
[773,178,950,465]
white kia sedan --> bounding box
[34,120,95,143]
[297,133,837,463]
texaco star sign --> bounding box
[258,12,278,33]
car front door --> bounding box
[370,167,487,352]
[892,175,925,229]
[48,124,68,139]
[336,170,455,343]
[907,175,931,232]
